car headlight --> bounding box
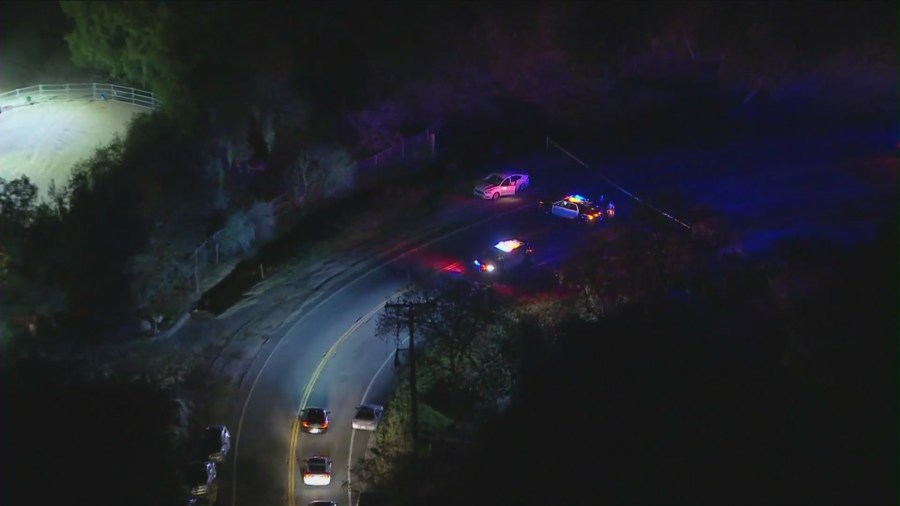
[486,264,495,272]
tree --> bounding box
[60,1,188,108]
[0,176,40,302]
[0,175,39,227]
[0,177,64,339]
[246,200,275,244]
[1,358,186,506]
[284,151,312,205]
[129,228,195,322]
[284,147,357,203]
[376,279,517,410]
[217,209,255,258]
[350,101,414,154]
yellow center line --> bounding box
[288,290,406,506]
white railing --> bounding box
[0,83,162,111]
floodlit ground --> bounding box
[0,99,149,197]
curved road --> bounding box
[224,119,895,506]
[230,195,551,506]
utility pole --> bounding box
[385,300,435,457]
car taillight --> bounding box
[321,421,328,428]
[302,421,310,427]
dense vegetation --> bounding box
[1,357,188,506]
[356,217,897,505]
[2,1,894,348]
[0,2,894,504]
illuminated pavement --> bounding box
[217,117,896,506]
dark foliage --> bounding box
[0,358,185,506]
[378,222,897,506]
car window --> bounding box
[308,461,327,473]
[510,175,520,182]
[501,178,511,186]
[306,409,326,422]
[356,408,375,420]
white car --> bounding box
[302,456,333,486]
[473,172,529,200]
[351,404,385,431]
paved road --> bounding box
[227,186,625,506]
[224,118,896,506]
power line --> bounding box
[546,137,693,231]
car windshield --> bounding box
[304,409,326,423]
[308,460,328,473]
[483,174,503,185]
[356,407,375,420]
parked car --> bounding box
[472,239,533,275]
[302,456,333,486]
[201,425,231,462]
[473,172,529,200]
[299,407,331,434]
[186,461,217,498]
[352,404,385,431]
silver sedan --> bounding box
[351,404,385,431]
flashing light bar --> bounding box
[494,239,523,252]
[565,194,590,204]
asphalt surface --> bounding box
[225,189,625,506]
[220,117,896,506]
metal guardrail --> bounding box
[0,83,162,111]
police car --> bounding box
[472,239,533,274]
[539,194,614,223]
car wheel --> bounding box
[491,192,499,200]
